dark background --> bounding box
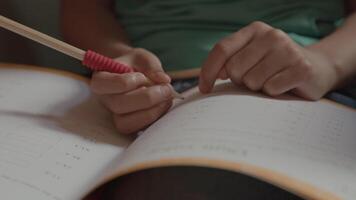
[95,166,305,200]
[0,0,85,74]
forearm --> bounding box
[60,0,132,57]
[307,12,356,88]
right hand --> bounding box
[90,48,174,134]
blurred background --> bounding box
[0,0,87,74]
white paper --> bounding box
[0,67,130,200]
[117,82,356,200]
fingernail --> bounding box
[160,85,172,99]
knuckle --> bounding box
[133,49,151,66]
[293,55,306,69]
[250,21,269,30]
[284,43,298,55]
[132,48,149,60]
[299,61,313,80]
[135,48,162,68]
[213,42,230,56]
[133,47,147,55]
[268,29,287,41]
[119,74,136,89]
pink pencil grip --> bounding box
[82,50,135,74]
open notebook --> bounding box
[0,64,355,200]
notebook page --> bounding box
[115,82,356,200]
[0,67,130,200]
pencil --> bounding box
[0,15,184,99]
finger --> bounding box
[113,101,172,134]
[91,71,149,95]
[101,84,173,114]
[263,66,307,96]
[242,49,288,91]
[225,28,282,86]
[199,21,272,93]
[218,68,229,80]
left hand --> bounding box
[199,21,339,100]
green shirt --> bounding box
[115,0,345,72]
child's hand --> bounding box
[90,48,173,134]
[199,21,339,100]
